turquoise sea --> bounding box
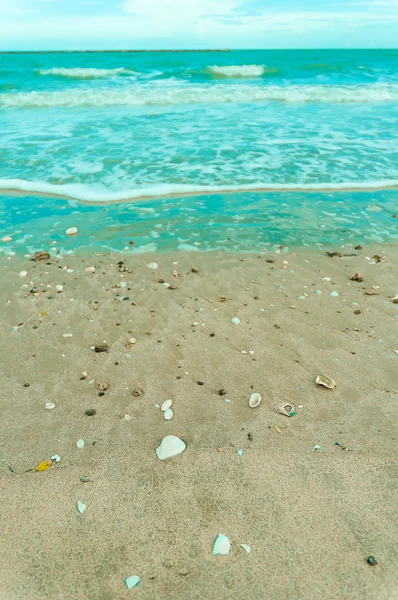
[0,49,397,253]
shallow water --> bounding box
[1,190,396,255]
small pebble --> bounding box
[85,409,96,416]
[367,556,377,566]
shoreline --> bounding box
[1,180,398,207]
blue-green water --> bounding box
[0,50,397,253]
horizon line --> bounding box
[1,48,397,54]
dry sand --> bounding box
[0,245,397,600]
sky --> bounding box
[0,0,397,50]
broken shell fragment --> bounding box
[156,435,186,460]
[231,317,241,325]
[316,374,336,389]
[240,544,251,555]
[31,251,50,262]
[147,262,158,270]
[76,500,86,514]
[44,402,56,410]
[249,393,261,408]
[161,399,173,411]
[124,576,140,590]
[163,408,174,421]
[274,402,295,417]
[96,382,109,391]
[212,534,231,556]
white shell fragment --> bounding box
[249,393,261,408]
[124,576,140,590]
[85,266,96,273]
[50,454,61,462]
[128,337,137,345]
[44,402,56,410]
[240,544,251,555]
[19,271,27,277]
[76,501,86,514]
[330,291,339,297]
[231,317,241,324]
[147,262,158,270]
[55,285,63,292]
[76,439,85,449]
[156,435,186,460]
[66,227,78,236]
[163,408,174,421]
[161,399,173,411]
[316,375,336,389]
[213,534,231,556]
[274,402,295,417]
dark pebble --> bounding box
[367,556,377,566]
[85,409,96,416]
[210,333,215,337]
[197,381,205,385]
[98,392,105,397]
[354,309,361,315]
[218,388,227,396]
[23,383,30,387]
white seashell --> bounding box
[85,266,95,273]
[330,291,339,297]
[274,402,295,417]
[76,439,85,449]
[1,236,12,242]
[50,454,61,462]
[231,317,241,324]
[44,402,55,410]
[156,435,186,460]
[76,500,86,514]
[147,262,158,270]
[315,374,336,389]
[128,337,136,345]
[161,399,173,411]
[66,227,78,236]
[19,271,27,277]
[123,413,131,420]
[163,408,174,421]
[63,333,73,337]
[249,393,261,408]
[56,285,63,292]
[124,576,140,590]
[213,534,231,556]
[240,544,251,555]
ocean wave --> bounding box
[1,178,397,205]
[37,67,137,78]
[206,64,267,77]
[2,83,398,108]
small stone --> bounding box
[31,251,51,262]
[94,345,108,353]
[218,388,227,396]
[85,266,96,273]
[66,227,78,236]
[354,309,361,315]
[19,271,28,277]
[191,266,199,273]
[85,408,96,416]
[197,380,205,385]
[96,382,109,391]
[367,556,377,566]
[55,285,63,292]
[133,387,144,397]
[44,402,56,410]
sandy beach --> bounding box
[0,244,397,599]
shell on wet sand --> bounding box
[156,435,186,460]
[213,534,231,556]
[316,375,336,389]
[249,393,261,408]
[163,408,174,421]
[161,399,173,411]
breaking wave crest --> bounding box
[206,64,267,77]
[1,178,398,205]
[2,83,398,107]
[37,67,136,78]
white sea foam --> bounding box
[2,83,397,108]
[37,67,136,78]
[207,64,266,77]
[1,178,397,205]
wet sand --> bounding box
[0,246,397,599]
